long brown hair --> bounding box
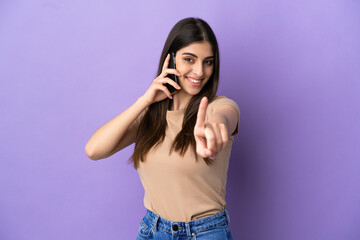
[128,17,220,169]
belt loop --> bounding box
[153,214,160,231]
[185,222,191,238]
[225,209,230,224]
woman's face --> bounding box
[175,41,214,96]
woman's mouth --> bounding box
[186,76,202,86]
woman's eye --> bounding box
[205,60,214,66]
[184,58,193,63]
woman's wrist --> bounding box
[137,96,151,109]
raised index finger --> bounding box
[195,97,208,128]
[162,53,170,73]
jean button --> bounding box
[172,224,178,231]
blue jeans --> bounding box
[136,209,233,240]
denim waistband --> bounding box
[144,209,231,237]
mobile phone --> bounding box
[165,52,178,94]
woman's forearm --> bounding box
[85,96,149,160]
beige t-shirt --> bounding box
[136,96,240,221]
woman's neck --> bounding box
[170,91,192,111]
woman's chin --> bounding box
[181,89,201,97]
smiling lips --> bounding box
[186,76,203,86]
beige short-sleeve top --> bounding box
[136,96,240,221]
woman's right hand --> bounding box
[140,53,182,105]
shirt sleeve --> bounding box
[206,96,240,136]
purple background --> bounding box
[1,0,359,239]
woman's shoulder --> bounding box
[208,95,240,114]
[211,95,237,102]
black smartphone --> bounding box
[165,52,178,94]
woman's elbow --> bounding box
[85,144,100,161]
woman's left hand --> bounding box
[194,97,228,159]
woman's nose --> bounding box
[193,62,204,77]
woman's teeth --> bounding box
[187,77,201,83]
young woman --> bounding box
[85,17,239,240]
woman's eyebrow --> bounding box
[182,52,215,59]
